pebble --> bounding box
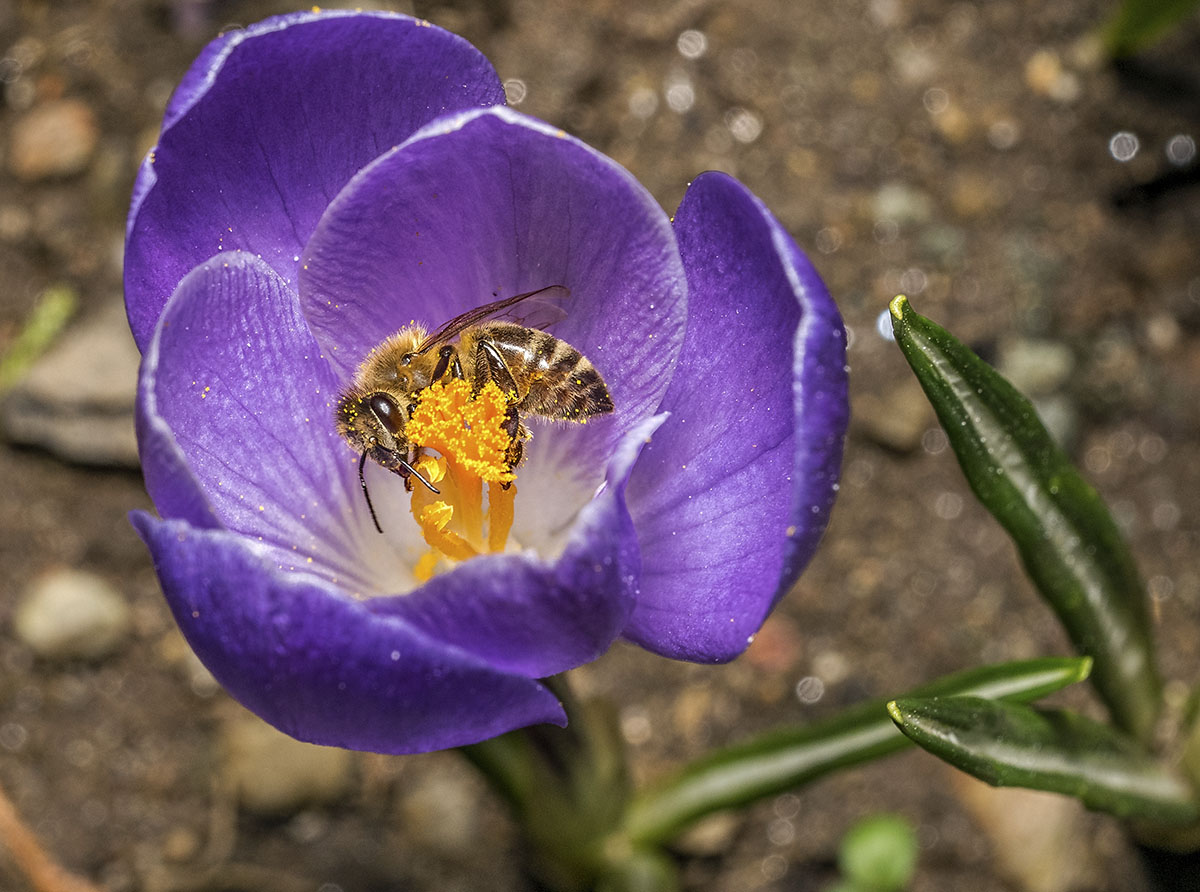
[951,770,1097,892]
[399,759,484,853]
[1031,394,1080,452]
[854,378,936,453]
[161,826,202,863]
[873,182,933,225]
[1024,50,1081,103]
[1,300,140,467]
[997,338,1075,396]
[673,812,740,856]
[8,98,99,181]
[13,568,132,660]
[219,710,356,815]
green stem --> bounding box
[625,657,1091,846]
[461,675,677,892]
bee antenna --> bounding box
[400,459,441,494]
[358,452,384,534]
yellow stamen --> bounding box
[406,379,515,486]
[413,550,440,583]
[487,481,516,554]
[415,501,478,562]
[404,380,520,575]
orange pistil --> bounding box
[405,380,519,580]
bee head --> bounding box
[335,390,408,457]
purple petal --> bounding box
[125,10,505,351]
[624,172,848,662]
[132,513,565,753]
[140,250,403,593]
[369,414,664,678]
[299,106,687,483]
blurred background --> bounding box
[0,0,1198,889]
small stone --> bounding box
[873,182,933,225]
[854,378,936,453]
[220,710,356,815]
[932,104,972,144]
[399,758,483,852]
[951,770,1097,892]
[950,173,1001,219]
[162,826,202,863]
[1031,395,1079,452]
[1024,50,1080,103]
[13,568,132,660]
[8,98,99,181]
[997,338,1075,396]
[673,811,740,856]
[1,300,140,467]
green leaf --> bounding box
[888,295,1161,745]
[888,696,1199,824]
[1101,0,1200,57]
[839,814,917,891]
[624,657,1092,846]
[0,284,77,394]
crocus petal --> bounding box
[140,251,411,594]
[125,10,505,351]
[132,514,565,753]
[299,106,687,492]
[368,414,664,678]
[624,171,848,662]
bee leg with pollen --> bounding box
[429,344,462,384]
[499,407,526,487]
[474,338,522,400]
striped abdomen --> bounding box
[466,322,614,422]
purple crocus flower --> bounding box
[126,10,848,754]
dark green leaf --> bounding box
[624,657,1092,845]
[888,696,1199,824]
[1101,0,1200,57]
[888,295,1161,745]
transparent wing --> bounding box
[415,286,569,354]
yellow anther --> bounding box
[406,380,515,486]
[415,501,478,563]
[405,380,520,575]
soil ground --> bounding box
[1,1,1198,890]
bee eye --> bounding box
[365,393,403,436]
[400,353,414,367]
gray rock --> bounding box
[219,711,356,816]
[2,300,140,467]
[13,568,132,660]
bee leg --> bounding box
[431,345,463,383]
[475,339,520,399]
[500,410,525,488]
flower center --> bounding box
[403,378,518,581]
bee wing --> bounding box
[415,285,570,354]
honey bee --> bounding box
[335,286,614,532]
